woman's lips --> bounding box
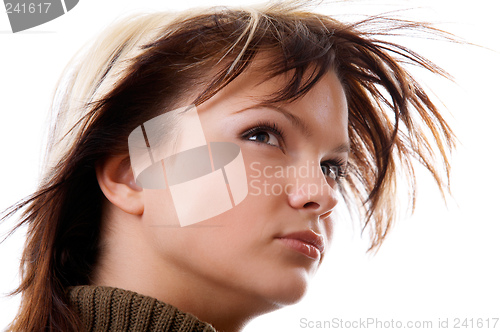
[276,230,325,260]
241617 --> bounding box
[5,2,51,14]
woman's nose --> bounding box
[286,161,338,218]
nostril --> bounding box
[303,202,320,209]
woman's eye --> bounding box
[241,121,286,150]
[320,161,346,183]
[320,164,336,181]
[247,131,280,147]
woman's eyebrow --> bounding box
[333,142,350,154]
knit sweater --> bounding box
[67,285,217,332]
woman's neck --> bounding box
[89,214,279,332]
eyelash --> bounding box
[241,121,348,181]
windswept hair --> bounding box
[1,2,455,331]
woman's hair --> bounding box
[1,1,455,331]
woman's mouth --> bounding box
[276,230,325,260]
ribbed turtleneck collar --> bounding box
[67,285,216,332]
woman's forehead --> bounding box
[198,53,343,109]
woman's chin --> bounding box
[258,270,311,306]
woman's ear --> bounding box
[95,155,144,215]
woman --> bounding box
[1,1,454,331]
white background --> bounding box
[1,0,499,331]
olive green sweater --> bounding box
[67,285,216,332]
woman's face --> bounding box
[141,65,348,310]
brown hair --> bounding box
[1,2,455,331]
